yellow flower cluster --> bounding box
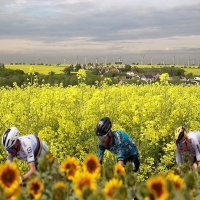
[59,154,127,199]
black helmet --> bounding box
[96,117,112,136]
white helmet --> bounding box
[2,127,19,149]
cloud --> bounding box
[0,0,200,63]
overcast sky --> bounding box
[0,0,200,64]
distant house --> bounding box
[126,71,141,79]
[139,74,147,81]
[100,67,110,74]
[194,77,200,81]
[140,74,159,83]
[153,73,161,80]
[180,77,187,82]
[88,65,94,70]
[126,71,135,78]
[190,77,200,85]
[115,76,127,82]
[109,67,119,73]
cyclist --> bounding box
[175,126,200,169]
[96,117,140,172]
[2,127,49,181]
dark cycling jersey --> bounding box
[98,130,139,162]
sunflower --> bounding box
[0,162,20,197]
[60,157,80,181]
[103,178,123,199]
[53,181,67,190]
[114,163,125,176]
[83,154,101,178]
[73,171,96,199]
[53,181,67,200]
[166,172,185,191]
[27,178,43,200]
[6,187,20,200]
[147,175,169,200]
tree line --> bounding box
[0,63,195,87]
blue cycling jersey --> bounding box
[98,130,138,162]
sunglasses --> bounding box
[6,146,17,154]
[98,132,109,142]
[176,138,186,146]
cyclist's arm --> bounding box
[21,139,36,181]
[175,148,182,165]
[117,149,125,164]
[115,133,125,163]
[21,162,36,181]
[98,144,105,164]
[192,139,200,168]
[117,160,124,165]
[7,152,13,162]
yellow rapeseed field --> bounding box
[5,64,67,74]
[0,77,199,199]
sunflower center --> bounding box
[54,191,62,200]
[2,170,16,187]
[78,179,90,190]
[31,183,41,194]
[87,160,97,173]
[69,167,76,176]
[152,182,163,197]
[174,182,181,190]
[107,186,117,196]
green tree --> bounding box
[63,65,73,75]
[75,64,82,71]
[121,64,132,72]
[0,63,5,68]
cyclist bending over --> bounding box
[2,127,49,181]
[175,126,200,169]
[96,117,140,172]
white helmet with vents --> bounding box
[2,127,19,149]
